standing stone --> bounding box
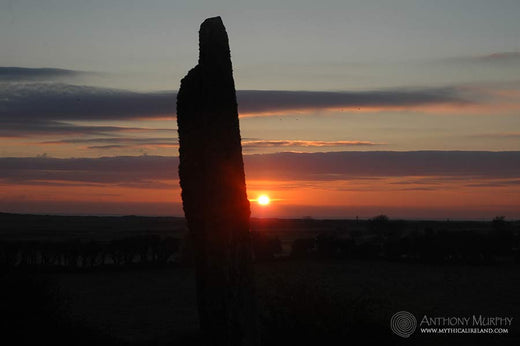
[176,17,257,346]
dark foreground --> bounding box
[1,213,519,345]
[2,260,519,346]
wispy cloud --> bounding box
[40,137,178,145]
[0,82,176,121]
[236,88,470,116]
[442,51,520,65]
[242,139,381,148]
[1,69,517,140]
[477,52,520,63]
[0,120,176,138]
[1,151,518,187]
[0,155,177,186]
[36,137,377,152]
[468,132,520,139]
[0,67,88,81]
[0,80,474,124]
[86,145,128,150]
[37,137,178,151]
[244,151,520,180]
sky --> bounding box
[1,0,519,219]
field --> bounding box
[42,260,517,346]
[1,213,520,345]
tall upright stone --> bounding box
[176,17,257,346]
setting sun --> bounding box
[257,195,270,206]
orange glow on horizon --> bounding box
[238,99,520,118]
[1,176,519,218]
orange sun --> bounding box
[257,195,270,206]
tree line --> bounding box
[1,216,518,268]
[290,216,520,264]
[0,235,181,268]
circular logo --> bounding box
[390,311,417,338]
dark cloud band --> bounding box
[0,83,176,121]
[0,67,85,81]
[237,88,467,114]
[0,82,470,123]
[1,151,518,187]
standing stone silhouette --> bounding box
[177,17,257,346]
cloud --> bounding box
[0,82,176,121]
[0,155,177,186]
[244,151,520,180]
[478,52,520,63]
[0,120,170,138]
[41,137,178,145]
[464,179,520,188]
[41,137,176,144]
[85,145,127,150]
[36,137,179,151]
[0,67,87,81]
[36,137,377,152]
[0,80,484,139]
[1,151,518,187]
[443,52,520,65]
[236,88,469,115]
[0,81,474,124]
[242,140,381,148]
[469,132,520,139]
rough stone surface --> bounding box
[176,16,257,346]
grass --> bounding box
[9,259,513,345]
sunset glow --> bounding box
[1,2,519,219]
[257,195,270,206]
